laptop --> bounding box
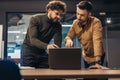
[48,48,81,69]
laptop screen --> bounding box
[48,48,81,69]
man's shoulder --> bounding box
[90,16,101,22]
[30,13,47,22]
[32,13,46,18]
[73,19,79,24]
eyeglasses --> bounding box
[53,10,63,17]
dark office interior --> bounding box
[0,0,120,79]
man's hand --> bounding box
[89,64,109,69]
[47,44,59,49]
[65,39,73,48]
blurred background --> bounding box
[0,0,120,71]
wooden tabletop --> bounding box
[20,69,120,79]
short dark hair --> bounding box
[46,0,66,13]
[77,1,93,12]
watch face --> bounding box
[89,60,102,66]
[96,60,101,65]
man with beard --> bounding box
[21,0,66,68]
[64,1,107,80]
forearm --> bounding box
[30,38,48,49]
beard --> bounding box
[77,15,89,24]
[78,18,86,24]
[78,18,89,28]
[52,18,60,22]
[49,14,60,22]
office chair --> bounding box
[0,60,21,80]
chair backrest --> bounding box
[0,60,21,80]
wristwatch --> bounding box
[89,60,102,66]
[95,56,101,64]
[95,60,101,65]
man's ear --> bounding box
[47,9,51,13]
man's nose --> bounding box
[78,15,81,19]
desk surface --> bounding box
[21,69,120,79]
